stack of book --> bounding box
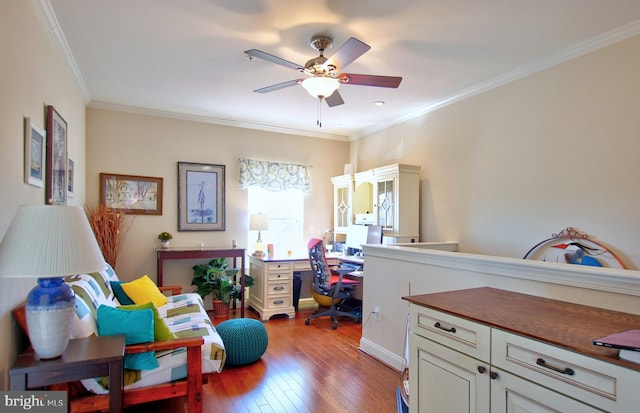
[593,329,640,363]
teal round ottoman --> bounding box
[217,318,268,366]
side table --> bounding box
[9,335,125,413]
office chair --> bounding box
[305,238,361,330]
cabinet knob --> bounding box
[477,366,486,374]
[273,300,284,305]
[274,286,285,291]
[489,371,498,380]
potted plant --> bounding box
[157,231,173,248]
[191,257,254,318]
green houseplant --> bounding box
[191,257,254,318]
[157,231,173,248]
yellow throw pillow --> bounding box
[120,274,167,307]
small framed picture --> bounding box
[100,173,163,215]
[46,105,68,205]
[24,117,45,188]
[178,162,225,231]
[67,155,76,198]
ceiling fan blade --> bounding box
[245,49,304,72]
[254,79,301,94]
[325,90,344,107]
[339,73,402,88]
[325,37,371,71]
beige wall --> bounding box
[353,34,640,270]
[3,0,640,391]
[0,0,88,389]
[85,108,349,291]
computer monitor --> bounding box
[366,225,383,244]
[345,225,382,255]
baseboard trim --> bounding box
[359,337,404,371]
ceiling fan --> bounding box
[245,35,402,126]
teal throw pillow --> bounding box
[96,305,158,370]
[123,352,158,370]
[97,305,154,345]
[118,302,177,342]
[111,281,135,305]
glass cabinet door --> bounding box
[336,186,350,229]
[377,179,394,229]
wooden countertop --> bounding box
[403,287,640,371]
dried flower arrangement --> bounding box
[85,204,132,268]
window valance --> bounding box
[239,158,311,193]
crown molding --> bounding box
[35,0,90,103]
[87,101,350,141]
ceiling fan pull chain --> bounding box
[317,97,323,128]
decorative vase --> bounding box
[212,299,230,319]
[25,277,75,359]
[161,240,170,248]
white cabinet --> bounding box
[247,257,295,321]
[331,163,420,243]
[409,297,640,413]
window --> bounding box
[248,187,304,254]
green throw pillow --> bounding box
[118,302,177,342]
[96,305,158,370]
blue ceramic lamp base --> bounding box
[25,277,75,359]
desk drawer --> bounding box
[267,272,290,282]
[410,304,490,362]
[492,329,620,410]
[267,262,291,272]
[268,281,290,296]
[266,295,290,309]
[293,261,311,271]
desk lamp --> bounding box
[249,214,269,256]
[0,205,106,359]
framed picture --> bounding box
[45,105,68,205]
[100,173,163,215]
[178,162,225,231]
[67,155,76,198]
[24,117,45,188]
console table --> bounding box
[9,335,125,413]
[156,247,246,317]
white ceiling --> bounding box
[44,0,640,140]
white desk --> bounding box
[247,253,364,320]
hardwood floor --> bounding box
[132,306,401,413]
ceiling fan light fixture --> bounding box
[301,77,340,98]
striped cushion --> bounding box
[80,292,226,394]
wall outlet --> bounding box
[372,306,381,320]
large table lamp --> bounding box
[0,205,106,359]
[249,213,269,256]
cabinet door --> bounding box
[335,184,351,231]
[376,178,395,230]
[491,368,602,413]
[410,333,490,413]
